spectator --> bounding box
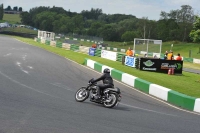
[92,44,96,48]
[176,53,182,61]
[126,47,134,56]
[122,47,133,65]
[164,51,168,60]
[167,50,174,60]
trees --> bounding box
[20,11,32,25]
[0,4,3,20]
[87,22,104,36]
[81,8,103,20]
[18,5,198,43]
[13,6,18,11]
[34,11,57,31]
[53,15,72,33]
[19,7,22,11]
[72,15,84,34]
[99,24,118,41]
[121,31,138,42]
[159,5,194,42]
[5,6,12,11]
[189,15,200,42]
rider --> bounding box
[90,68,114,99]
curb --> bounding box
[85,58,200,113]
[32,37,200,113]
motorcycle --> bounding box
[75,78,121,108]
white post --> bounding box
[160,40,162,56]
[147,39,149,55]
[133,38,136,51]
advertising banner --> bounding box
[101,50,117,61]
[140,58,158,71]
[140,58,183,74]
[88,48,96,56]
[125,56,136,67]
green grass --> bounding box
[184,62,200,70]
[3,14,21,24]
[2,27,37,34]
[14,36,200,98]
[2,13,200,59]
[58,38,200,59]
[2,13,199,59]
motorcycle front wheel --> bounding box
[75,87,89,102]
[103,93,118,108]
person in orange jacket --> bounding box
[126,47,134,56]
[176,53,182,61]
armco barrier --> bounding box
[183,57,193,63]
[41,39,46,44]
[37,38,200,64]
[168,90,196,111]
[50,41,56,47]
[117,53,125,62]
[79,46,90,54]
[194,99,200,112]
[56,41,62,48]
[111,69,123,81]
[70,44,79,51]
[45,40,50,45]
[134,78,151,93]
[64,37,200,64]
[62,43,70,50]
[94,49,101,57]
[37,38,41,42]
[193,58,200,64]
[84,58,200,113]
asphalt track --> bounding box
[0,35,200,133]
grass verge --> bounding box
[1,27,37,34]
[58,38,200,59]
[3,14,21,24]
[14,36,200,98]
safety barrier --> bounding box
[117,53,125,62]
[41,39,46,44]
[94,49,102,57]
[70,44,79,51]
[45,40,50,45]
[56,41,63,48]
[62,43,71,50]
[50,41,56,47]
[84,58,200,113]
[79,46,90,54]
[34,37,200,64]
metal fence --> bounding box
[55,33,103,43]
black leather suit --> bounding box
[91,73,114,97]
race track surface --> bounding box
[0,35,200,133]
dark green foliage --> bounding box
[0,4,3,20]
[19,5,196,42]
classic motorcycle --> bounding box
[75,78,121,108]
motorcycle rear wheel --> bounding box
[75,87,89,102]
[103,93,118,108]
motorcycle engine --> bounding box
[90,86,98,99]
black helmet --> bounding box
[103,68,110,73]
